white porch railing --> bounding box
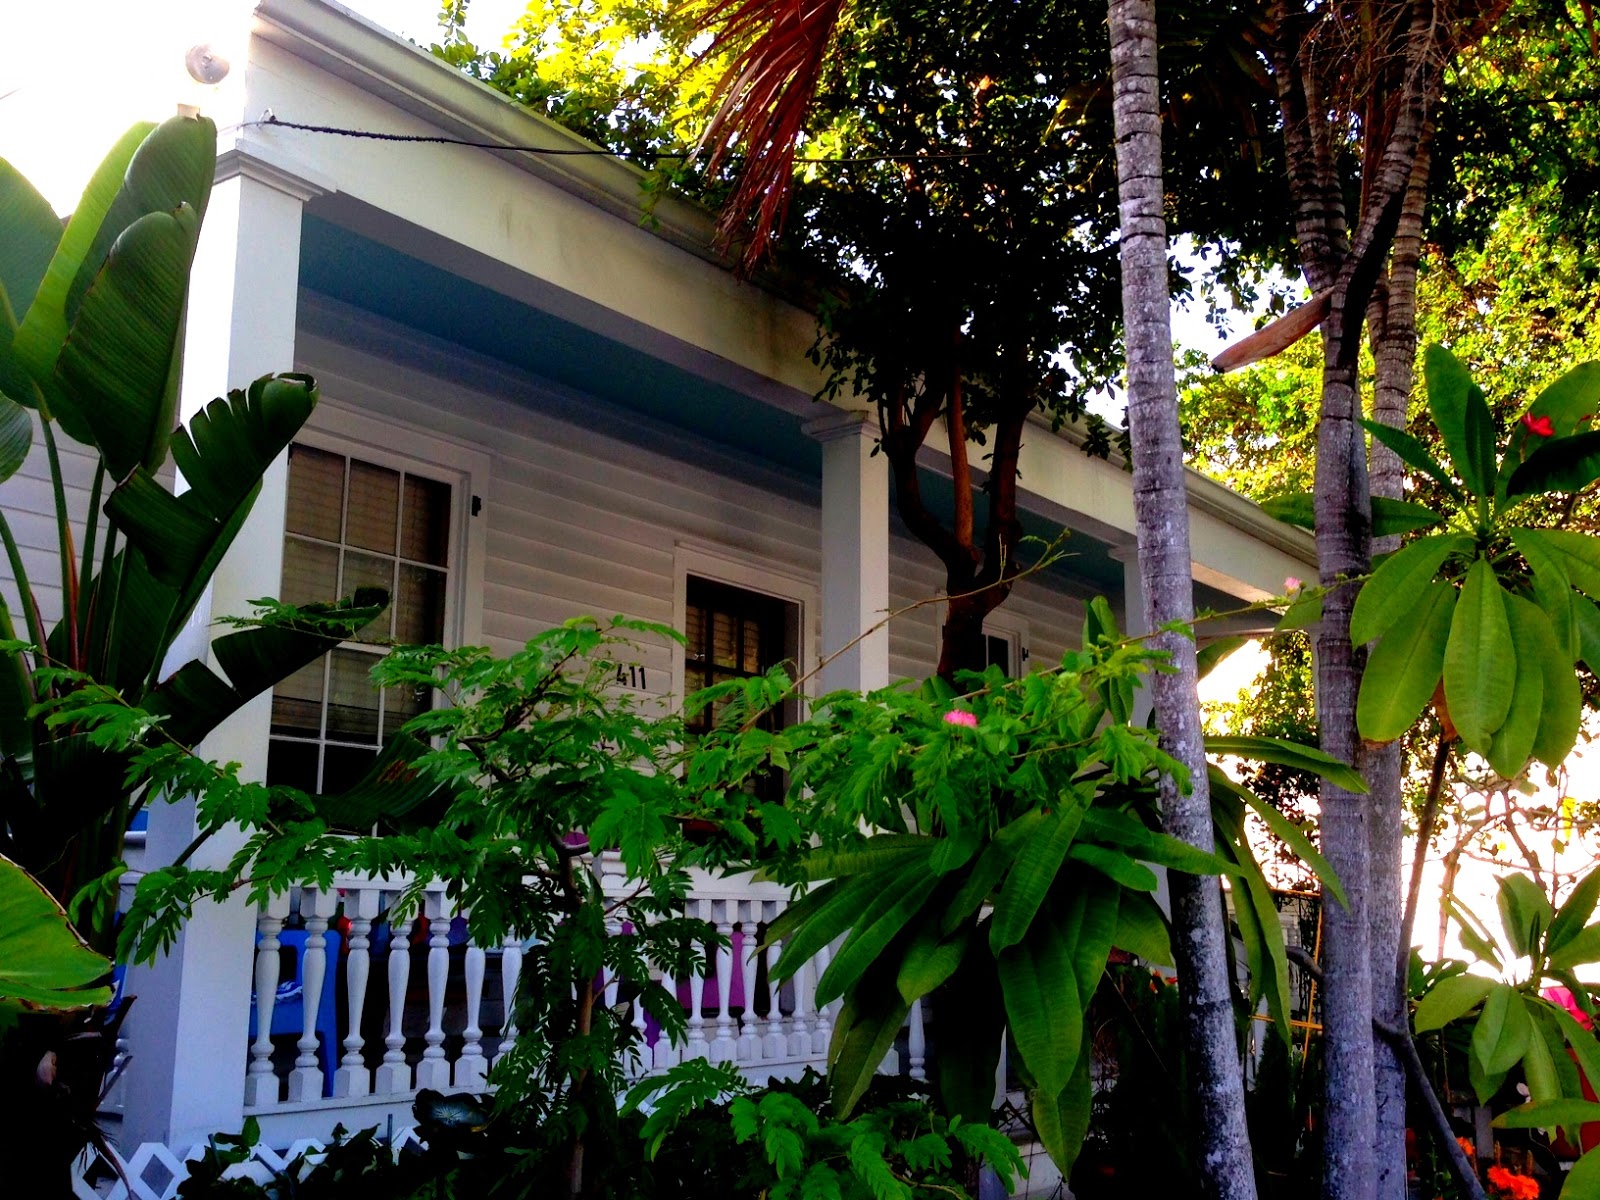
[224,854,924,1139]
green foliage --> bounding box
[98,617,766,1196]
[688,605,1353,1175]
[0,120,382,955]
[1412,871,1600,1125]
[724,1076,1023,1200]
[0,853,110,1014]
[1269,345,1600,777]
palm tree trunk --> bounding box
[1365,134,1432,1200]
[1108,5,1259,1197]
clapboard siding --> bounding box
[0,414,105,628]
[296,321,1095,707]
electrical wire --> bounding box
[246,114,986,166]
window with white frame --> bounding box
[267,442,458,794]
[934,601,1029,677]
[683,575,801,734]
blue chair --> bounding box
[248,928,342,1096]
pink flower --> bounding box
[1284,576,1303,593]
[1521,412,1556,438]
[1542,986,1594,1031]
[943,709,979,728]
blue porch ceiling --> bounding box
[298,215,821,476]
[297,218,1246,607]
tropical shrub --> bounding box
[0,116,383,950]
[689,599,1355,1175]
[1267,345,1600,778]
[1413,872,1600,1198]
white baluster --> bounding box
[629,937,650,1079]
[763,910,788,1060]
[287,889,336,1102]
[455,917,488,1090]
[375,913,414,1094]
[653,964,680,1071]
[710,901,738,1062]
[415,893,453,1090]
[684,900,710,1060]
[788,948,813,1058]
[908,998,927,1082]
[335,889,382,1098]
[737,903,761,1061]
[245,895,292,1108]
[811,944,833,1056]
[494,933,522,1067]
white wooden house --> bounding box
[0,0,1317,1169]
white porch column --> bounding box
[122,143,328,1148]
[804,411,890,694]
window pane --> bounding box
[346,460,400,554]
[281,538,339,608]
[395,564,447,645]
[271,657,325,737]
[711,611,736,668]
[326,648,381,743]
[741,617,763,673]
[267,739,320,792]
[384,679,429,738]
[685,603,705,656]
[341,551,396,641]
[401,475,451,565]
[286,446,343,541]
[323,745,379,795]
[986,635,1011,677]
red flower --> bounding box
[1521,412,1556,438]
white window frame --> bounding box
[930,595,1032,675]
[267,404,490,789]
[299,402,490,649]
[670,541,819,714]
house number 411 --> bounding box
[615,664,647,690]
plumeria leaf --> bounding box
[1358,580,1456,743]
[1413,973,1494,1034]
[1506,430,1600,499]
[1472,982,1533,1078]
[1486,597,1547,779]
[1525,361,1600,438]
[1259,492,1315,530]
[1361,417,1462,499]
[1351,535,1471,646]
[1514,529,1600,602]
[1574,594,1600,675]
[1425,345,1486,496]
[1369,497,1447,536]
[1443,559,1516,752]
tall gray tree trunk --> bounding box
[1365,136,1433,1200]
[1108,6,1259,1197]
[1269,6,1451,1196]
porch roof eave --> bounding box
[249,0,1315,603]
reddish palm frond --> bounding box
[691,0,847,273]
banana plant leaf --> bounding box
[0,160,62,326]
[104,373,319,665]
[0,853,111,1011]
[55,205,199,481]
[142,588,388,749]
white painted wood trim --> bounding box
[303,400,492,649]
[670,540,821,714]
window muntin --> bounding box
[682,575,801,809]
[683,576,800,734]
[268,443,454,793]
